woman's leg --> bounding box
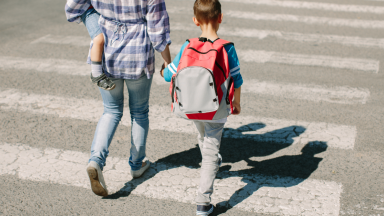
[125,74,153,171]
[89,78,124,170]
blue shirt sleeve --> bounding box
[163,41,189,82]
[224,44,243,89]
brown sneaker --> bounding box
[86,161,108,197]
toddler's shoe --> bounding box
[130,159,150,178]
[86,161,108,197]
[196,204,214,216]
[91,73,116,90]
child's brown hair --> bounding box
[193,0,221,23]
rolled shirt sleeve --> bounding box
[146,0,171,53]
[65,0,91,23]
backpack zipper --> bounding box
[187,47,218,54]
[215,61,227,79]
[171,76,175,103]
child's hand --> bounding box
[232,101,241,115]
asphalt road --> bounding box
[0,0,384,215]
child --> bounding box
[81,5,115,90]
[161,0,242,215]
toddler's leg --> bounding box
[81,8,115,90]
[90,34,104,77]
[194,122,225,206]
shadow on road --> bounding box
[103,122,327,216]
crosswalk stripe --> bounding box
[153,75,370,105]
[31,34,90,46]
[0,55,372,105]
[27,34,384,73]
[221,0,384,14]
[0,56,89,76]
[238,50,379,73]
[171,23,384,49]
[0,89,357,149]
[0,142,343,215]
[167,7,384,29]
[169,44,380,73]
[32,30,384,49]
[225,10,384,29]
[242,80,370,105]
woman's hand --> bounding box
[160,63,165,77]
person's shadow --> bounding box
[104,122,327,216]
[213,141,328,215]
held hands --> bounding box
[232,100,241,115]
[160,63,166,77]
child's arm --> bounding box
[161,41,189,81]
[232,87,241,115]
[224,44,243,115]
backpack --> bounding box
[169,37,235,120]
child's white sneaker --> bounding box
[86,161,108,197]
[130,159,150,178]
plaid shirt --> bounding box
[65,0,171,79]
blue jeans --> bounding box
[81,8,102,40]
[89,73,152,171]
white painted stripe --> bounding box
[0,89,357,149]
[0,56,90,76]
[237,50,379,73]
[155,74,370,105]
[168,44,379,73]
[31,34,90,46]
[0,56,370,106]
[33,30,384,49]
[242,79,370,104]
[221,0,384,14]
[226,10,384,29]
[166,7,384,29]
[0,143,343,215]
[171,23,384,49]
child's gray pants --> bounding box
[193,121,225,205]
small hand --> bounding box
[232,101,241,115]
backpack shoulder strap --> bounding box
[209,38,234,50]
[213,38,234,46]
[186,38,200,44]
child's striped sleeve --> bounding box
[163,41,189,82]
[225,44,243,88]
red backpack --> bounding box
[169,37,235,120]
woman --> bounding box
[65,0,172,196]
